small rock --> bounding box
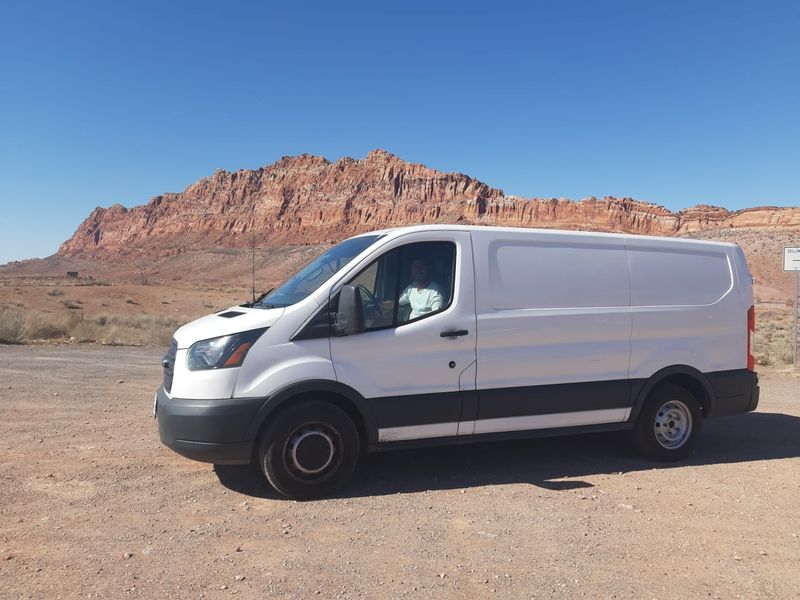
[123,552,133,559]
[116,380,125,384]
[759,550,767,556]
[235,546,243,552]
[220,584,228,590]
[234,575,245,581]
[733,555,743,561]
[439,572,446,579]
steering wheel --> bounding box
[355,284,383,320]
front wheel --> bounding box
[258,400,360,500]
[632,385,702,461]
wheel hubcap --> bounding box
[284,423,341,482]
[653,400,693,449]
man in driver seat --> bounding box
[399,257,445,321]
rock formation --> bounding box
[58,149,799,260]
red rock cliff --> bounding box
[58,150,800,258]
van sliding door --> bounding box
[470,230,633,434]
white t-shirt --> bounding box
[399,282,445,320]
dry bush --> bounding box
[70,319,126,345]
[1,306,179,346]
[0,306,26,343]
[91,314,179,345]
[753,309,795,367]
[61,299,83,309]
[69,314,178,345]
[23,311,76,340]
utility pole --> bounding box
[784,247,800,369]
[251,215,256,304]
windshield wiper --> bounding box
[241,288,276,309]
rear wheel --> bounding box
[632,384,702,461]
[258,400,360,500]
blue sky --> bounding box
[1,0,798,264]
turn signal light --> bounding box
[224,342,253,367]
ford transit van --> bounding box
[156,225,759,499]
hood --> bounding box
[173,305,285,348]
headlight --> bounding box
[186,328,267,371]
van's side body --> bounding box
[156,225,759,497]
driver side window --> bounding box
[349,247,399,331]
[347,241,456,332]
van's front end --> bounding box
[156,305,285,465]
[155,233,387,467]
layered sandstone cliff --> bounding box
[58,149,800,259]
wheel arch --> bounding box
[245,380,378,448]
[630,365,716,421]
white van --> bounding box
[156,225,759,499]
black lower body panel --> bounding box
[155,385,263,464]
[706,369,759,416]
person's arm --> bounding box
[429,287,444,312]
[398,285,410,307]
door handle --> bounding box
[440,330,469,338]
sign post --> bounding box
[784,247,800,369]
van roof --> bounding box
[354,224,739,249]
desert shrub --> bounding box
[754,350,772,367]
[61,299,83,309]
[0,306,26,343]
[1,308,172,344]
[753,318,795,366]
[23,311,75,340]
[5,307,179,345]
[48,289,64,297]
[70,313,178,345]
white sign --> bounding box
[785,247,800,272]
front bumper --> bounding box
[155,385,264,464]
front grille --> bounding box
[162,338,177,393]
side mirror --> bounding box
[335,285,365,336]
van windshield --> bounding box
[255,235,383,308]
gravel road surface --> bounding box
[1,345,799,599]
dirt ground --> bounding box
[1,346,799,599]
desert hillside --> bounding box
[1,150,797,359]
[3,149,795,300]
[55,149,799,261]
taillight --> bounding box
[747,305,755,371]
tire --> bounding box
[632,384,702,461]
[258,400,360,500]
